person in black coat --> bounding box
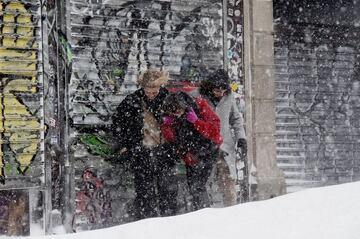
[161,92,223,210]
[111,70,178,220]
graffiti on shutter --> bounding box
[0,1,44,185]
[274,20,360,192]
[69,0,224,230]
[226,0,243,84]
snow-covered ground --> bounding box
[14,181,360,239]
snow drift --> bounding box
[21,181,360,239]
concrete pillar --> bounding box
[243,0,286,200]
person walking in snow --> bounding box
[190,69,247,206]
[111,69,179,220]
[161,91,223,211]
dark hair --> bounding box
[162,92,199,114]
[199,69,231,96]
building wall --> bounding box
[274,0,360,192]
[0,0,48,236]
[8,0,360,234]
[0,0,247,233]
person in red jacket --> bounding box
[161,91,223,210]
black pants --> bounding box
[132,147,178,220]
[186,150,217,211]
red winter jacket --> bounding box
[161,97,223,165]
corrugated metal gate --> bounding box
[274,23,360,193]
[0,0,245,234]
[0,0,48,236]
[67,0,227,231]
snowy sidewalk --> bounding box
[13,181,360,239]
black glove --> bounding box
[237,138,247,152]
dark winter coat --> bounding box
[161,92,222,166]
[111,87,169,155]
[111,87,179,219]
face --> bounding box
[212,88,227,98]
[144,86,160,100]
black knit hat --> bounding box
[199,69,231,96]
[206,69,230,89]
[162,92,199,115]
[162,92,188,114]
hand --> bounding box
[237,138,247,152]
[163,116,174,125]
[186,108,198,123]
